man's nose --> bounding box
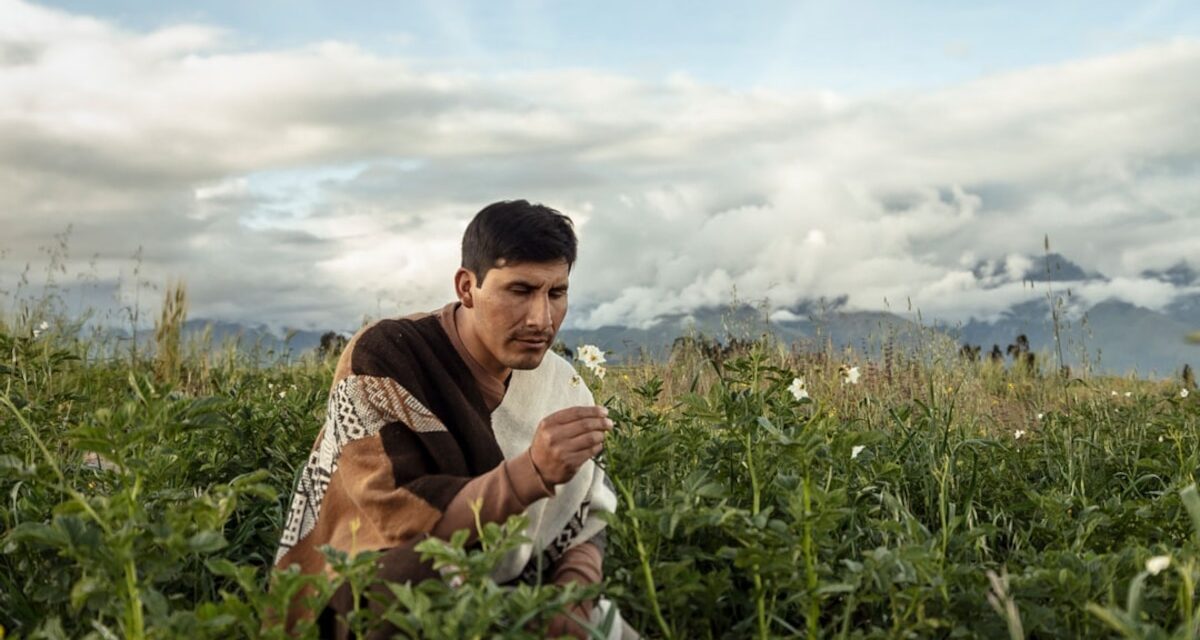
[526,294,552,330]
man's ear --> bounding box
[453,268,475,308]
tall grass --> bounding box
[153,280,187,385]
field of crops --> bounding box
[2,317,1200,639]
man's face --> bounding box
[459,259,569,372]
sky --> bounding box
[1,0,1199,331]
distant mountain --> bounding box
[154,296,1197,378]
[178,319,330,357]
[558,303,950,365]
[1072,300,1197,375]
[556,251,1197,377]
[75,319,336,361]
[971,253,1104,284]
[1025,252,1105,283]
[943,256,1197,376]
[102,254,1197,378]
[954,298,1197,376]
[1165,292,1200,326]
[1142,261,1199,287]
[557,296,1199,378]
[1142,262,1200,347]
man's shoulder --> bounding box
[348,315,437,351]
[332,313,445,383]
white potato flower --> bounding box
[841,366,861,385]
[788,377,809,401]
[1014,430,1026,440]
[851,445,865,460]
[1183,389,1191,399]
[1146,555,1171,576]
[575,344,606,373]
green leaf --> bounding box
[56,515,101,551]
[69,576,103,612]
[142,587,169,620]
[1086,603,1142,637]
[0,455,30,474]
[695,482,726,499]
[204,558,239,577]
[187,531,228,554]
[5,522,68,549]
[816,583,857,596]
[87,619,121,640]
[31,616,68,640]
[1124,573,1147,620]
[1180,484,1200,543]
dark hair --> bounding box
[461,200,577,285]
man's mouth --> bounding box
[515,336,551,347]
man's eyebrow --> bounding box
[507,280,569,290]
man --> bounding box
[274,200,629,639]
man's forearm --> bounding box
[430,449,554,544]
[551,539,603,587]
[547,540,604,638]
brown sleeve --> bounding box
[431,449,554,544]
[332,436,446,549]
[552,540,603,587]
[549,540,604,636]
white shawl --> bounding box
[488,351,617,584]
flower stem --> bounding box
[612,475,672,640]
[747,425,767,640]
[804,474,818,640]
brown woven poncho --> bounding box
[274,305,616,632]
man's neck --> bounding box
[454,303,512,385]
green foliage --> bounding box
[2,325,1200,638]
[597,341,1200,638]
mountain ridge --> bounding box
[152,254,1198,377]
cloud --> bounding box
[1,0,1198,332]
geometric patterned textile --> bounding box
[274,375,445,562]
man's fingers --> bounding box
[531,407,612,485]
[544,405,608,426]
[561,429,607,453]
[545,417,613,441]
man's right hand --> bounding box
[529,406,613,486]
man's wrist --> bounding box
[511,450,556,501]
[528,449,554,487]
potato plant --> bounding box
[2,325,1200,638]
